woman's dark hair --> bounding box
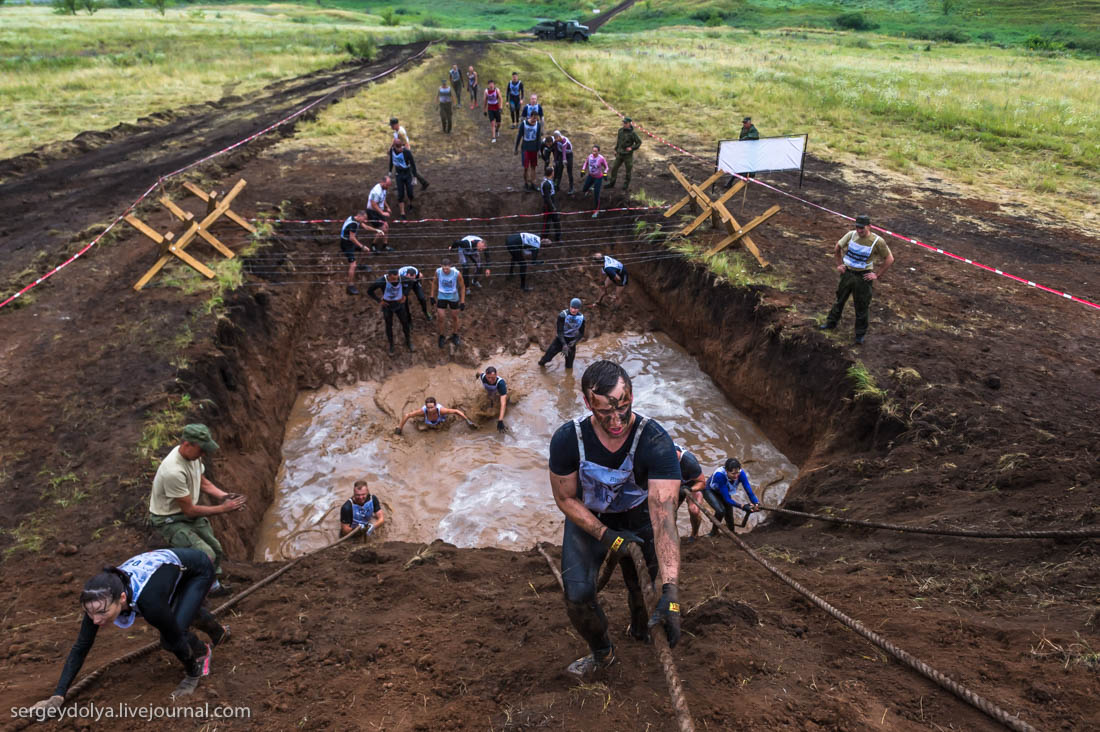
[582,360,632,400]
[425,396,437,405]
[80,567,129,607]
[724,458,741,473]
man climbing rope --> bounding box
[506,72,525,129]
[366,175,392,251]
[339,210,376,296]
[606,117,642,193]
[540,165,562,244]
[339,480,386,538]
[31,547,228,710]
[432,257,465,348]
[538,298,586,370]
[367,268,414,355]
[475,366,509,433]
[701,458,760,535]
[674,445,706,542]
[450,235,489,292]
[148,424,245,595]
[398,265,433,323]
[395,396,474,434]
[505,232,547,292]
[593,252,628,306]
[820,214,895,345]
[548,359,682,678]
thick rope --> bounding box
[64,527,363,700]
[626,544,695,732]
[535,542,695,732]
[687,496,1038,732]
[762,505,1100,539]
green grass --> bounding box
[603,0,1100,52]
[0,5,490,159]
[847,361,887,401]
[138,392,193,463]
[488,30,1099,229]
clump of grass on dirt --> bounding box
[138,393,192,464]
[847,361,887,401]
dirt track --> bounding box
[1,41,1098,731]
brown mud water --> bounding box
[255,332,797,559]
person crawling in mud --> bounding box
[548,359,682,679]
[475,365,509,432]
[593,252,628,306]
[395,396,474,434]
[32,548,229,711]
[339,480,386,538]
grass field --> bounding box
[486,30,1099,225]
[0,5,481,159]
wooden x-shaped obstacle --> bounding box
[663,164,779,268]
[127,178,256,291]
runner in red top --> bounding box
[483,81,503,143]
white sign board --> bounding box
[717,135,807,176]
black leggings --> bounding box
[702,488,740,531]
[542,209,562,243]
[540,336,577,369]
[554,154,574,191]
[509,96,522,125]
[382,302,411,344]
[561,503,658,654]
[506,235,537,289]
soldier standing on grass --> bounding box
[606,117,642,193]
[724,116,760,189]
[438,78,454,134]
[820,214,895,345]
[147,424,245,595]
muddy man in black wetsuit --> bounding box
[547,360,682,678]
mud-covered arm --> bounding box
[497,394,508,421]
[648,477,680,585]
[550,470,607,540]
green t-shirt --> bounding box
[148,445,204,516]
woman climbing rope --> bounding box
[31,547,229,709]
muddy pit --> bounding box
[255,331,798,559]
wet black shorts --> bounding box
[367,210,385,226]
[604,266,628,287]
[436,298,462,310]
[488,109,502,123]
[340,239,359,263]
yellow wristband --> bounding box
[610,536,623,551]
[668,602,680,614]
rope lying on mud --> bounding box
[687,496,1037,732]
[761,505,1100,539]
[536,542,695,732]
[64,526,364,700]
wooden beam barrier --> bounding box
[129,178,251,291]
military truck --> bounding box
[530,19,590,42]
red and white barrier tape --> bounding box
[536,47,1100,312]
[260,205,662,225]
[0,45,431,311]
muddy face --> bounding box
[254,333,797,560]
[583,380,634,439]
